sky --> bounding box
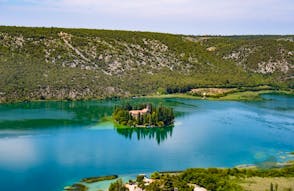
[0,0,293,35]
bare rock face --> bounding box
[0,26,293,102]
[0,32,25,49]
[0,92,6,103]
[223,47,255,63]
[15,36,25,47]
[257,60,292,74]
[30,32,194,75]
[277,37,294,42]
[105,87,115,94]
[222,42,294,75]
[68,90,78,99]
[58,31,72,41]
[206,47,216,52]
[223,52,241,60]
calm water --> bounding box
[0,94,293,191]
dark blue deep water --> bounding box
[0,94,293,191]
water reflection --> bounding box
[0,99,191,130]
[0,95,293,191]
[115,126,174,145]
[0,138,38,169]
[0,101,114,130]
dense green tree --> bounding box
[151,172,161,179]
[108,179,128,191]
[145,182,161,191]
[127,163,294,191]
[112,103,174,127]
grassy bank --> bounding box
[146,89,294,101]
[63,161,294,191]
[64,175,118,191]
[0,89,292,105]
[81,175,118,183]
[120,161,294,191]
[239,177,294,191]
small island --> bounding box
[112,103,174,128]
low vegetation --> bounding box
[239,177,294,191]
[109,179,128,191]
[64,175,118,191]
[64,183,88,191]
[81,175,118,183]
[111,163,294,191]
[63,162,294,191]
[0,26,293,103]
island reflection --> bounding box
[115,126,174,145]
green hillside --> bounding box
[0,26,293,102]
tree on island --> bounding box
[112,103,174,127]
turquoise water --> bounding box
[0,94,293,191]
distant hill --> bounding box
[0,26,293,102]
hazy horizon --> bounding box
[1,24,294,36]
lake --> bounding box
[0,94,293,191]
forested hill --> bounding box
[0,26,293,102]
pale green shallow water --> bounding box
[83,174,137,191]
[0,94,293,191]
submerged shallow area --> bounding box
[0,94,293,191]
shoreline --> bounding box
[0,89,293,105]
[64,160,294,191]
[144,90,294,101]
